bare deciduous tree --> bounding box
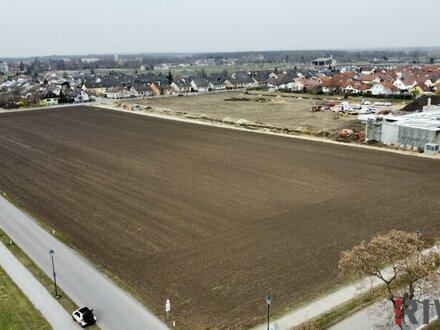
[338,230,440,328]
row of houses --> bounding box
[53,65,440,101]
[316,68,440,96]
[80,71,259,99]
[0,73,92,107]
[2,64,440,107]
[39,86,90,106]
[256,65,440,96]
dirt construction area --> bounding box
[0,106,439,329]
[120,91,372,138]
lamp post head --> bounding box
[49,249,54,256]
[265,295,272,305]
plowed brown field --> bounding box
[0,106,439,329]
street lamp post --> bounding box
[265,295,272,330]
[48,249,59,298]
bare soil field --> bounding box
[122,92,367,137]
[0,106,439,329]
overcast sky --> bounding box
[1,0,439,57]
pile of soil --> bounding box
[402,96,440,112]
[224,97,252,102]
[270,95,287,104]
[255,97,268,103]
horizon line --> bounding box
[2,45,440,60]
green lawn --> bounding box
[0,229,100,330]
[0,267,50,330]
[425,320,440,329]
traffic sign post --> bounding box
[165,299,171,321]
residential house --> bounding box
[357,74,381,85]
[39,90,59,106]
[83,78,107,96]
[0,79,18,91]
[131,84,153,97]
[393,78,408,91]
[369,82,399,96]
[416,77,433,89]
[410,83,432,95]
[342,83,362,94]
[18,84,39,99]
[301,79,321,92]
[291,80,304,92]
[171,79,192,94]
[359,66,376,74]
[252,71,270,86]
[71,88,90,103]
[208,78,226,91]
[226,72,255,89]
[105,87,131,99]
[150,81,173,96]
[321,73,356,94]
[191,79,210,93]
[376,72,395,83]
[320,76,339,94]
[432,78,440,91]
[161,82,174,95]
[224,80,235,89]
[275,74,294,91]
[149,82,161,96]
[399,76,418,90]
[343,81,370,94]
[267,74,281,90]
[129,86,139,98]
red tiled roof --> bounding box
[358,74,377,82]
[381,82,400,92]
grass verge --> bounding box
[425,319,440,329]
[0,192,167,327]
[295,286,386,329]
[0,228,99,329]
[0,266,51,330]
[295,243,440,330]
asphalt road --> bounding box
[2,106,440,328]
[0,241,77,330]
[0,194,168,330]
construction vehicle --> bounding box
[311,105,322,112]
[311,101,335,112]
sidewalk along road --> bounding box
[252,267,397,330]
[0,241,77,330]
[330,293,440,330]
[254,248,440,330]
[0,194,168,330]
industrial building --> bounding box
[366,107,440,152]
[311,55,336,67]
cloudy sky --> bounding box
[1,0,439,57]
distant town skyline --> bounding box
[2,0,440,58]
